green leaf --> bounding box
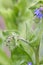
[30,35,40,47]
[11,45,33,65]
[18,39,35,64]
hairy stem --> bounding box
[35,45,39,65]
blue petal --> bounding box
[34,8,43,18]
[37,12,43,18]
[34,9,40,15]
[28,62,32,65]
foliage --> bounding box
[0,0,43,65]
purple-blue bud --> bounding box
[39,7,43,11]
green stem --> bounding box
[35,45,39,65]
